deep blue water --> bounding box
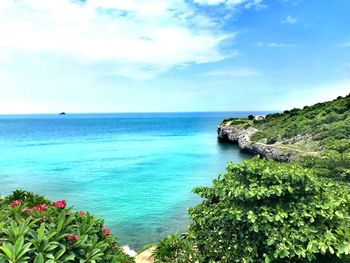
[0,112,266,250]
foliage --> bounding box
[266,136,277,145]
[247,94,350,146]
[300,139,350,180]
[153,234,201,263]
[222,118,252,128]
[0,190,133,263]
[186,157,350,262]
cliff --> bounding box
[218,95,349,162]
[217,123,293,162]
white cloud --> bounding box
[193,0,266,9]
[193,0,227,5]
[282,15,299,24]
[255,42,295,48]
[205,68,259,77]
[0,70,10,88]
[0,0,233,79]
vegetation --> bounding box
[154,95,350,262]
[300,139,350,181]
[0,190,133,263]
[221,118,253,129]
[152,234,201,263]
[155,158,350,262]
[248,115,255,120]
[250,95,350,149]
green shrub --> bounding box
[266,136,277,144]
[0,190,133,263]
[153,234,201,263]
[187,158,350,262]
[300,139,350,181]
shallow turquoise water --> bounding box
[0,112,264,249]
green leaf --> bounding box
[335,211,344,218]
[0,244,13,259]
[14,236,24,257]
[34,253,44,263]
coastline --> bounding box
[217,122,294,162]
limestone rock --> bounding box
[217,124,293,162]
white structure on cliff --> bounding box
[254,115,265,121]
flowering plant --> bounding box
[0,190,134,263]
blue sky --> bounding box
[0,0,349,113]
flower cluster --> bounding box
[103,229,111,236]
[10,200,21,206]
[34,204,47,212]
[9,198,110,243]
[102,225,111,237]
[3,190,133,262]
[54,200,66,209]
[9,199,68,213]
[67,234,79,241]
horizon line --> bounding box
[0,110,279,116]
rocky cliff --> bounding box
[217,123,294,162]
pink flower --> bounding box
[103,229,111,236]
[54,200,66,209]
[67,234,79,241]
[34,204,47,212]
[79,211,85,216]
[10,200,21,207]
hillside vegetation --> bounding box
[250,95,350,148]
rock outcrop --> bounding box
[217,124,294,162]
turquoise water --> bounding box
[0,112,263,249]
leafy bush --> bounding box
[266,136,277,144]
[0,190,133,263]
[300,139,350,181]
[153,234,201,263]
[187,158,350,262]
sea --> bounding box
[0,112,268,250]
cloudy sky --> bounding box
[0,0,349,113]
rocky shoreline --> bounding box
[217,123,294,162]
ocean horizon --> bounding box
[0,111,271,250]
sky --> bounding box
[0,0,349,114]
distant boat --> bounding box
[59,112,66,115]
